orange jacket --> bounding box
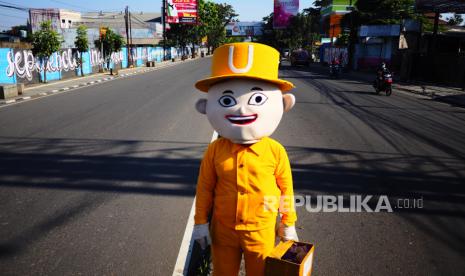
[195,137,297,231]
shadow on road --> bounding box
[279,65,465,256]
[0,137,208,259]
[1,133,464,258]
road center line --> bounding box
[172,130,218,276]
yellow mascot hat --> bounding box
[195,42,294,92]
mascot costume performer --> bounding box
[193,42,298,276]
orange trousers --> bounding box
[211,219,275,276]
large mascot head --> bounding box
[195,43,295,144]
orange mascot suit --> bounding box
[193,42,298,276]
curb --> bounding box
[0,57,204,108]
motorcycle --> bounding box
[329,64,340,79]
[374,71,393,96]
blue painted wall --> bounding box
[1,46,182,85]
[0,48,16,84]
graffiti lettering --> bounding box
[6,48,123,80]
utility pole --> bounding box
[162,0,167,61]
[129,10,133,66]
[347,0,354,71]
[124,6,131,66]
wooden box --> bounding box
[265,241,315,276]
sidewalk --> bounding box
[0,58,199,106]
[307,63,465,108]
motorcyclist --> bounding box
[330,56,341,78]
[375,62,390,88]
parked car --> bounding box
[290,49,310,66]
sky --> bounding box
[0,0,315,30]
[1,1,461,31]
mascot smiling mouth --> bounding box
[225,114,258,125]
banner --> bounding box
[273,0,299,29]
[166,0,198,24]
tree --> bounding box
[31,21,62,83]
[94,28,125,71]
[339,0,426,69]
[166,1,237,55]
[201,2,237,52]
[74,25,89,76]
[446,13,464,26]
[259,9,320,54]
[166,23,192,57]
[342,0,418,26]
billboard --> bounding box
[226,22,264,37]
[166,0,198,24]
[273,0,299,29]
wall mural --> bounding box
[0,46,178,85]
[3,48,125,83]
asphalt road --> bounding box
[1,58,465,275]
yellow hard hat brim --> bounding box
[195,75,295,93]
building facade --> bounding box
[320,0,357,39]
[29,9,162,48]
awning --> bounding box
[416,0,465,13]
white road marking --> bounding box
[62,87,69,91]
[172,131,218,276]
[0,58,204,110]
[21,96,31,100]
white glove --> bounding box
[192,223,211,249]
[278,223,299,242]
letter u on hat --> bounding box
[195,42,294,93]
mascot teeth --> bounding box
[226,114,258,125]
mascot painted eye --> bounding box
[218,95,237,107]
[248,93,268,106]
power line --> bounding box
[48,0,93,12]
[0,1,29,9]
[0,3,28,12]
[0,12,27,19]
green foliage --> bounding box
[31,21,62,82]
[75,25,88,76]
[224,36,244,43]
[94,28,125,58]
[335,33,349,46]
[259,9,321,53]
[75,25,89,53]
[32,21,62,59]
[166,0,238,53]
[344,0,418,26]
